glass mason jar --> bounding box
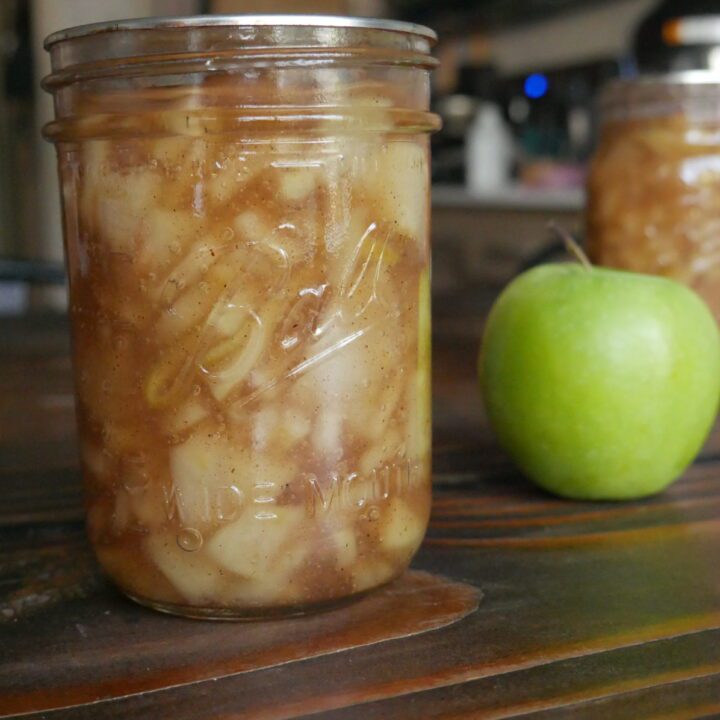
[43,16,439,619]
[587,72,720,320]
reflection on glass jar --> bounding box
[43,16,439,619]
[587,73,720,320]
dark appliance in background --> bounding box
[634,0,720,72]
[431,60,618,187]
[503,61,619,187]
[431,64,499,184]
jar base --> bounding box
[123,586,383,621]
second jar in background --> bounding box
[587,73,720,320]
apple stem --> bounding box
[548,222,592,271]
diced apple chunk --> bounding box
[203,309,267,401]
[221,536,310,606]
[282,406,311,442]
[96,170,162,255]
[169,432,250,528]
[233,211,271,244]
[138,208,198,272]
[207,153,258,204]
[163,398,209,436]
[251,405,279,451]
[206,289,251,338]
[278,166,322,201]
[367,142,428,240]
[207,505,305,578]
[380,498,426,555]
[146,533,224,604]
[312,408,342,462]
[128,483,168,530]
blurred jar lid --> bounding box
[634,0,720,73]
[598,70,720,123]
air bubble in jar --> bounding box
[177,527,203,552]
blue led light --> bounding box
[524,73,549,99]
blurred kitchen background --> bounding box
[1,0,719,321]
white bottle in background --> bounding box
[466,102,513,194]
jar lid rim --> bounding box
[44,14,438,50]
[604,70,720,91]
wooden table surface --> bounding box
[1,310,720,719]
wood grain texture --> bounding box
[294,630,720,719]
[0,563,479,716]
[1,314,720,719]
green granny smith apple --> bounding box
[478,262,720,500]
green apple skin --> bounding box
[478,264,720,500]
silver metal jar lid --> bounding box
[44,14,437,49]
